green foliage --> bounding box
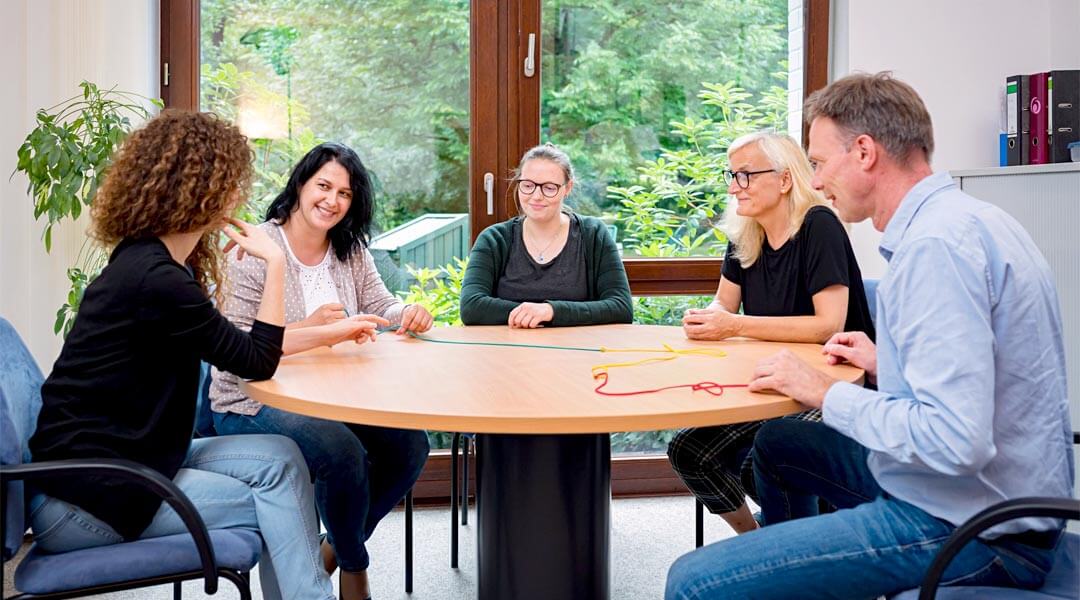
[633,295,712,326]
[542,0,789,219]
[14,81,161,335]
[610,77,789,258]
[397,258,468,327]
[201,62,322,222]
[201,0,470,232]
[611,429,678,454]
[14,81,161,251]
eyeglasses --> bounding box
[517,179,565,198]
[723,169,777,189]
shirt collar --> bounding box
[878,172,956,261]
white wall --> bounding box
[831,0,1080,278]
[0,0,158,370]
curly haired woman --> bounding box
[28,110,343,600]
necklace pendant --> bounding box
[538,253,546,263]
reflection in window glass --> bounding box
[540,0,791,258]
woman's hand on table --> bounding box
[323,314,390,347]
[295,303,348,329]
[396,304,434,335]
[682,307,741,340]
[508,302,554,329]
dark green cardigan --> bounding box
[460,215,633,326]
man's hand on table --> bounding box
[748,349,837,410]
[822,331,877,385]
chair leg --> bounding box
[173,580,183,599]
[461,436,470,526]
[451,432,460,569]
[405,489,414,593]
[695,498,704,548]
[220,570,253,600]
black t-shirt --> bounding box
[29,237,284,540]
[494,214,589,303]
[722,206,875,339]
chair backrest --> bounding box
[0,317,45,560]
[863,278,879,323]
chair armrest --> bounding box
[918,496,1080,600]
[1,458,219,595]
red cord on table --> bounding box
[592,370,749,397]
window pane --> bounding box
[540,0,793,258]
[201,0,470,449]
[200,0,471,299]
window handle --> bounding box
[484,172,495,215]
[523,33,536,77]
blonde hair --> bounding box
[722,131,830,267]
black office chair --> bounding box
[892,432,1080,600]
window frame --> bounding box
[160,0,830,500]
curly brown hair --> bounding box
[90,109,252,297]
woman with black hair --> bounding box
[209,142,432,600]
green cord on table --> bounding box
[377,325,601,352]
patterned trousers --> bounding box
[667,409,821,514]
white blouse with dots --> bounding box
[281,232,341,317]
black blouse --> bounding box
[30,237,284,539]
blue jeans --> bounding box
[665,419,1057,599]
[215,405,429,571]
[30,434,335,600]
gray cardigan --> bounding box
[210,222,405,415]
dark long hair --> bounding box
[265,142,373,261]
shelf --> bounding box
[951,162,1080,178]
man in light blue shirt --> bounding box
[666,72,1073,599]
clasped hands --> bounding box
[508,302,554,328]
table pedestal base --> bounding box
[475,433,611,600]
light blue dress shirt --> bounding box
[823,172,1074,537]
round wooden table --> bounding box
[243,324,862,600]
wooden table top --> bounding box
[242,324,862,434]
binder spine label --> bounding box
[1007,81,1018,136]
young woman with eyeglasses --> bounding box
[460,143,632,328]
[667,131,875,535]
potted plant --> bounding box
[13,81,161,335]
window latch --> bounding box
[523,33,536,77]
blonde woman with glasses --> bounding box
[667,131,874,534]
